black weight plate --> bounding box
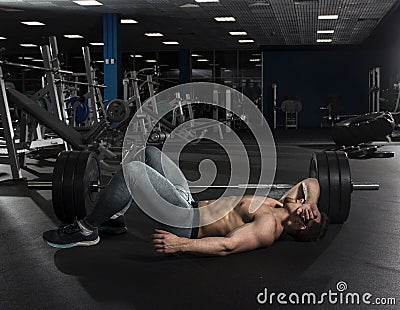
[73,151,100,219]
[62,151,81,223]
[325,151,341,224]
[367,151,395,159]
[347,146,377,159]
[52,151,70,222]
[107,99,129,123]
[337,151,352,223]
[309,152,330,216]
[85,153,100,217]
[340,146,357,153]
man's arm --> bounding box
[153,215,276,256]
[278,178,320,221]
[300,178,320,205]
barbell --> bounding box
[0,60,73,75]
[27,150,379,224]
[56,79,107,88]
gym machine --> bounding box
[369,67,380,113]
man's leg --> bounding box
[86,146,194,229]
[43,149,195,248]
[121,160,195,232]
[84,168,132,228]
[144,146,194,203]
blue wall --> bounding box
[262,49,379,127]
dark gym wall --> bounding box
[262,48,372,127]
[262,1,400,128]
[362,1,400,90]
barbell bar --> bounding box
[0,60,73,75]
[27,181,379,191]
[189,183,379,190]
[55,79,107,88]
[28,180,105,191]
[27,150,379,224]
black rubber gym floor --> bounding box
[0,129,399,309]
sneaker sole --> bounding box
[44,236,100,249]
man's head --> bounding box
[290,211,329,242]
[282,199,329,242]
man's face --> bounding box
[285,212,307,234]
[283,198,319,234]
[285,198,321,224]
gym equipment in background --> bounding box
[332,112,395,146]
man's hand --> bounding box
[152,229,185,254]
[296,203,319,222]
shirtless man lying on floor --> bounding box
[43,146,329,256]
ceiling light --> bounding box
[64,34,84,39]
[224,69,232,72]
[18,56,34,60]
[20,43,37,48]
[317,30,335,34]
[295,0,318,4]
[145,33,164,37]
[130,54,143,58]
[318,15,339,20]
[249,58,261,62]
[121,19,138,24]
[252,53,261,56]
[146,59,157,63]
[95,60,104,63]
[21,21,45,26]
[0,36,6,40]
[180,3,200,8]
[249,1,270,7]
[197,59,209,62]
[31,59,44,62]
[191,54,201,57]
[229,31,247,36]
[162,41,179,45]
[255,64,262,67]
[90,42,104,46]
[73,0,103,6]
[238,39,254,43]
[317,39,333,43]
[215,17,236,22]
[195,0,219,2]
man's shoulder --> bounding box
[253,211,277,223]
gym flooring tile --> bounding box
[0,133,400,309]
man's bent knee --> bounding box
[123,161,148,181]
[145,146,160,159]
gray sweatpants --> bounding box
[85,146,198,238]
